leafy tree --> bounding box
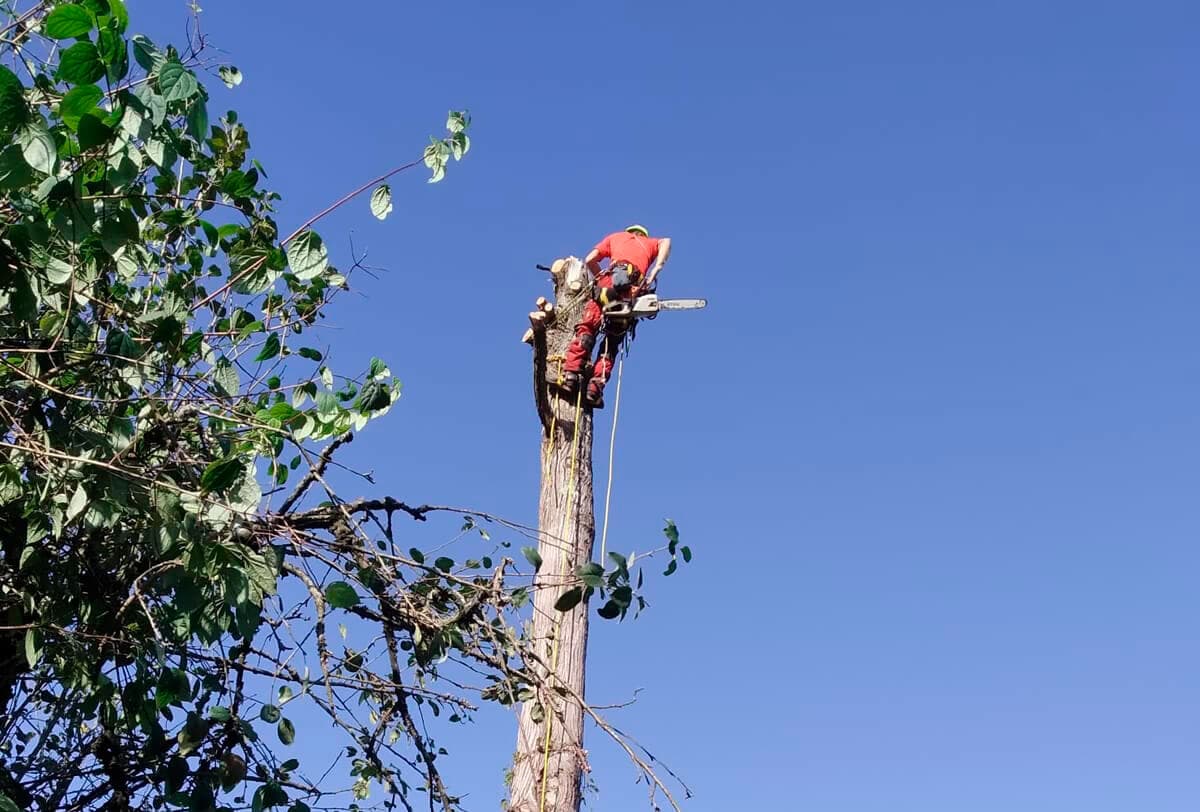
[0,3,688,811]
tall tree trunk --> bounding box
[509,259,596,812]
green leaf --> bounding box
[446,110,468,134]
[663,559,678,577]
[0,146,32,191]
[131,34,162,72]
[58,42,106,85]
[576,561,604,588]
[277,717,295,745]
[213,358,240,396]
[354,380,390,413]
[97,26,126,67]
[253,333,281,362]
[370,184,392,220]
[108,0,129,32]
[24,629,41,668]
[259,704,281,723]
[424,142,447,184]
[60,84,104,131]
[681,545,692,563]
[186,97,208,141]
[43,5,95,38]
[0,793,23,812]
[129,84,166,128]
[521,546,543,571]
[0,465,21,504]
[158,59,198,103]
[43,256,72,285]
[201,457,245,494]
[663,519,679,555]
[66,484,89,523]
[104,328,138,360]
[596,601,621,620]
[156,668,190,709]
[285,231,328,280]
[409,547,425,564]
[77,113,113,149]
[296,347,322,362]
[554,586,583,613]
[0,67,27,133]
[315,389,337,415]
[144,137,176,168]
[261,402,297,422]
[209,706,233,722]
[324,581,359,609]
[434,556,454,573]
[17,120,56,174]
[222,169,255,198]
[219,65,243,88]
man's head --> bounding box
[624,224,649,237]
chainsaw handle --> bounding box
[602,301,633,319]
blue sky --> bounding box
[137,1,1200,809]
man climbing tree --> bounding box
[554,225,672,408]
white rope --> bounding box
[599,356,624,560]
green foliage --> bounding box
[325,580,360,608]
[370,184,392,220]
[0,3,482,809]
[548,521,693,621]
[521,545,542,571]
[285,230,328,279]
[42,5,95,39]
[0,4,680,811]
[423,111,471,183]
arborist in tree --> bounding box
[554,224,672,408]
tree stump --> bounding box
[509,257,596,812]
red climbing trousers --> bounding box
[562,265,640,405]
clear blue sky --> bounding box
[138,1,1198,809]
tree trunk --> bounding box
[509,258,596,812]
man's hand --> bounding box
[644,236,671,289]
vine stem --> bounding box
[192,156,424,312]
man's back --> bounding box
[594,231,661,274]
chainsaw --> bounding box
[602,293,707,322]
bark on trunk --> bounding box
[509,258,596,812]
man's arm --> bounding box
[584,248,605,276]
[643,237,671,289]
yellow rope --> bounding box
[598,356,624,560]
[539,387,584,812]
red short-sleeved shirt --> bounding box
[591,231,661,274]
